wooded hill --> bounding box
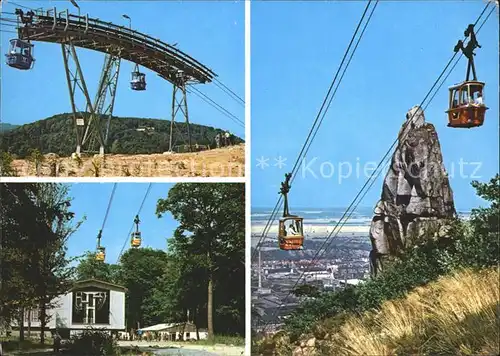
[0,114,243,158]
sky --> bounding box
[0,0,244,137]
[251,0,499,211]
[64,183,177,264]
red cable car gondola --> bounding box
[278,173,304,250]
[446,24,488,128]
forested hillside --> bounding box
[0,114,243,158]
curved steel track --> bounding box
[16,7,216,84]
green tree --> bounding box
[0,151,16,177]
[118,248,168,330]
[0,183,81,344]
[75,251,121,283]
[450,174,500,268]
[27,148,45,176]
[31,183,83,344]
[156,183,245,338]
[292,284,321,298]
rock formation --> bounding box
[369,106,456,277]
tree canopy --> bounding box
[156,183,245,337]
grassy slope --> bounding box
[271,268,499,355]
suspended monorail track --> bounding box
[17,9,215,84]
[9,7,218,155]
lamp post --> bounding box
[122,14,131,30]
[69,0,80,17]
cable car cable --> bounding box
[7,2,33,11]
[302,1,379,159]
[213,78,245,106]
[251,0,378,263]
[101,183,117,231]
[186,87,244,127]
[116,183,152,263]
[425,5,495,109]
[188,85,244,127]
[259,1,493,333]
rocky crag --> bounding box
[369,106,456,276]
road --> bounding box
[118,341,245,356]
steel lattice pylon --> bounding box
[84,52,121,153]
[61,42,121,155]
[169,72,192,153]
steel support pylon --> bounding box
[83,53,121,153]
[61,42,121,156]
[169,73,192,153]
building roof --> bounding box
[71,279,128,292]
[138,322,203,332]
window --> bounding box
[24,309,40,323]
[460,87,470,105]
[72,288,110,325]
[451,89,460,108]
[470,85,483,103]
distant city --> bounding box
[251,207,471,333]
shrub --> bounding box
[68,329,119,356]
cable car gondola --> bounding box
[130,64,146,91]
[130,215,142,248]
[95,230,106,261]
[278,173,304,250]
[96,246,106,262]
[446,24,488,128]
[5,39,35,70]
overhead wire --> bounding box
[101,183,117,231]
[259,1,493,333]
[116,183,153,263]
[214,77,245,106]
[188,85,245,127]
[7,1,33,11]
[309,0,494,277]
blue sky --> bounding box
[0,0,244,137]
[251,1,499,211]
[65,183,176,264]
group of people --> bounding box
[452,91,484,108]
[214,131,233,148]
[116,330,180,342]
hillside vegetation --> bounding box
[0,123,19,132]
[254,175,499,355]
[0,113,243,158]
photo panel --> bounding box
[0,182,245,354]
[251,0,499,354]
[0,1,244,178]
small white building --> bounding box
[12,279,127,339]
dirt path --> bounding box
[10,145,245,177]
